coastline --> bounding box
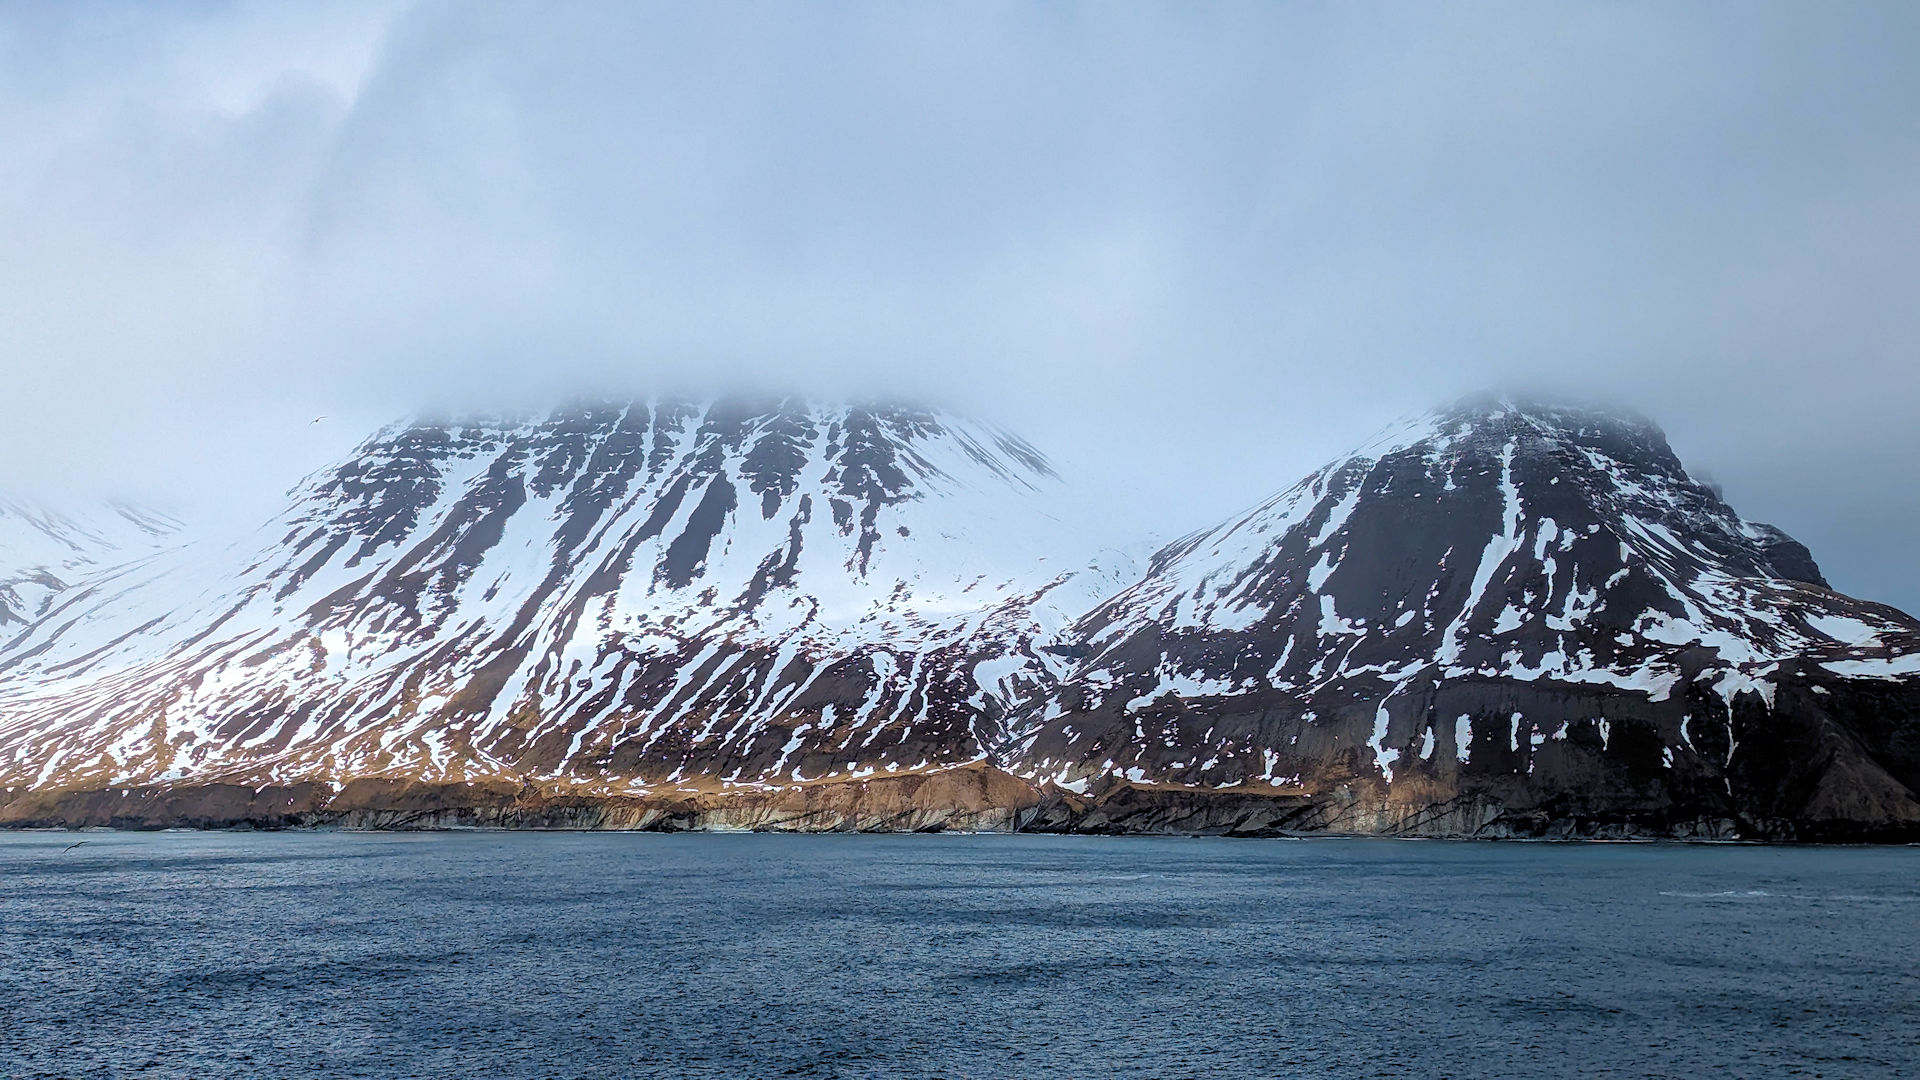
[6,766,1915,843]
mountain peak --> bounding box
[1005,390,1917,834]
[1350,392,1679,474]
[0,394,1107,793]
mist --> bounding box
[2,0,1916,610]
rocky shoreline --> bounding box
[6,766,1914,842]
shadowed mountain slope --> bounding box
[1003,396,1920,838]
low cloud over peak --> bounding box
[2,1,1916,610]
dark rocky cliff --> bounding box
[998,396,1920,839]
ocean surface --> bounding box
[0,833,1915,1079]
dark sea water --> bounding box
[0,833,1915,1079]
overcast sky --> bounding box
[2,1,1916,610]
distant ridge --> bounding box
[0,497,179,627]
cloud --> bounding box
[1,0,1916,608]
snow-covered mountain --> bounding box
[0,498,179,627]
[2,393,1916,838]
[0,399,1131,795]
[1005,396,1920,838]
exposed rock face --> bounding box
[0,767,1042,833]
[3,394,1917,839]
[1002,396,1920,839]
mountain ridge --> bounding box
[3,393,1916,839]
[999,395,1920,837]
[0,397,1129,796]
